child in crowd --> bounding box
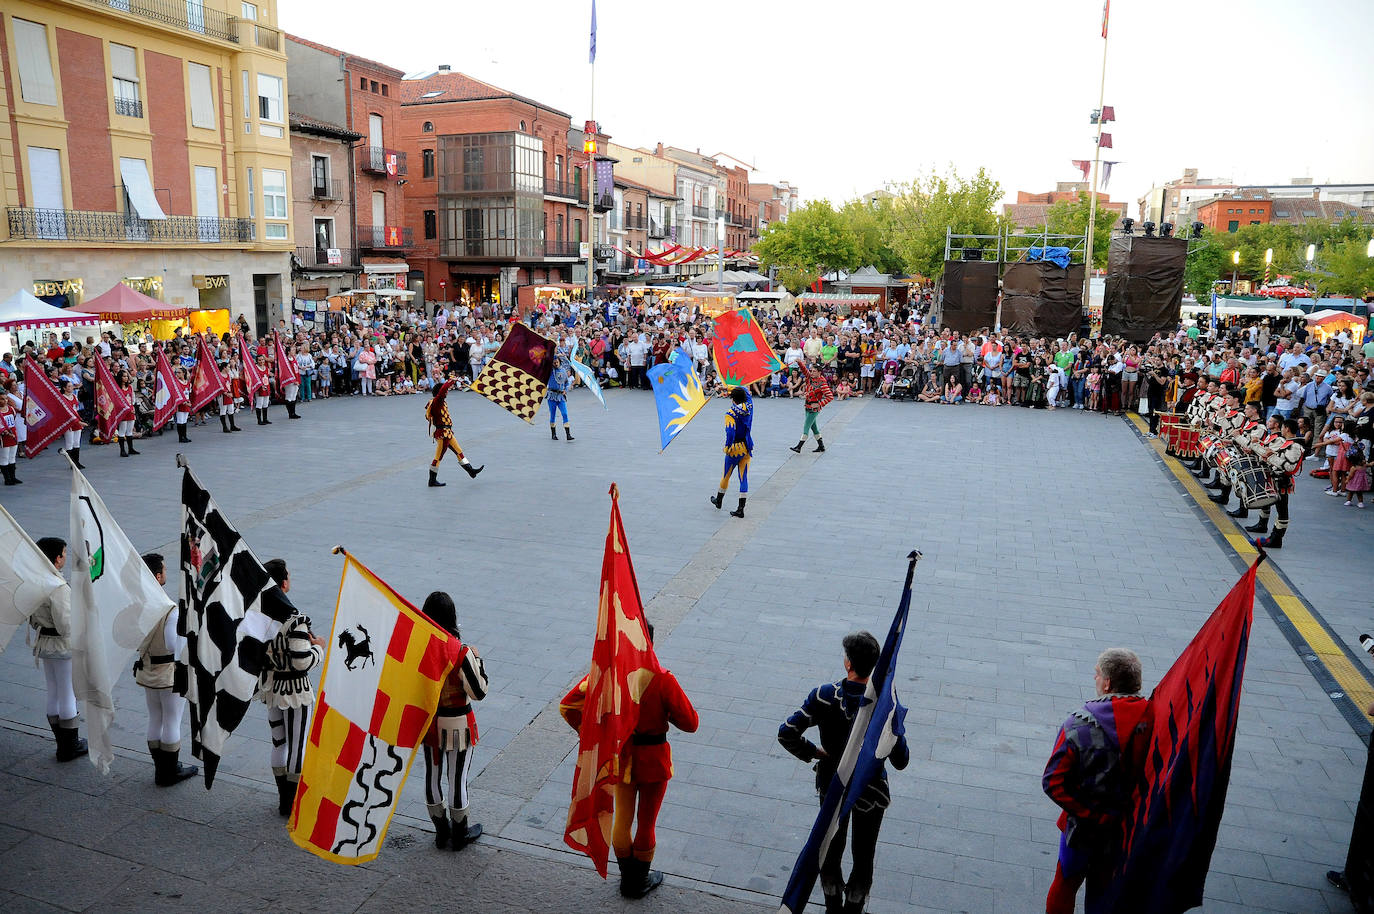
[1086,369,1102,412]
[984,386,1001,406]
[846,373,862,398]
[942,377,963,404]
[835,376,854,400]
[967,382,983,405]
[1320,417,1354,495]
[1343,444,1368,507]
[768,371,785,398]
[878,362,897,398]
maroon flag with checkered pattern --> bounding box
[470,322,556,423]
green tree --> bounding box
[837,197,903,274]
[1030,193,1116,269]
[1184,237,1229,299]
[753,199,861,292]
[886,168,1004,279]
[1316,236,1374,297]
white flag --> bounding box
[0,504,68,653]
[69,464,174,773]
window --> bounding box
[381,84,388,97]
[573,218,582,243]
[360,76,367,90]
[424,210,437,239]
[422,149,435,179]
[262,168,287,237]
[554,154,563,182]
[370,80,378,93]
[188,62,215,128]
[423,121,434,132]
[14,19,58,106]
[314,218,333,251]
[241,69,250,132]
[311,155,329,196]
[110,44,141,117]
[257,73,283,137]
[246,167,254,218]
[1227,220,1239,232]
[241,2,257,19]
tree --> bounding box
[886,168,1003,279]
[1032,193,1116,269]
[837,197,903,274]
[1184,237,1228,299]
[1316,236,1374,298]
[752,200,861,293]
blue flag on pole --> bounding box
[647,360,707,451]
[589,0,597,63]
[779,551,920,914]
[568,356,606,410]
[1210,290,1218,332]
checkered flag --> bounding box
[176,460,296,788]
[470,322,556,423]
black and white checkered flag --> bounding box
[176,462,296,788]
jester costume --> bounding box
[548,357,574,441]
[790,364,833,454]
[709,388,753,517]
[425,379,483,487]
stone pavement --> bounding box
[1,388,1369,913]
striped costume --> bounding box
[257,613,322,805]
[422,644,489,833]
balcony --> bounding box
[360,147,407,177]
[593,192,613,213]
[691,205,709,220]
[7,207,254,243]
[358,225,413,250]
[648,220,667,238]
[624,214,646,230]
[728,212,742,226]
[310,179,344,201]
[545,240,580,258]
[78,0,240,43]
[295,246,358,268]
[237,19,281,50]
[114,96,143,118]
[544,178,582,202]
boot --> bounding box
[1245,517,1269,533]
[813,438,825,453]
[55,718,88,762]
[149,741,163,783]
[447,815,481,850]
[286,401,299,419]
[563,426,574,441]
[220,415,231,433]
[822,893,845,914]
[789,441,804,453]
[177,424,190,442]
[261,409,272,425]
[730,497,747,518]
[1257,528,1285,550]
[157,744,197,787]
[69,448,84,469]
[842,899,866,914]
[1208,488,1230,504]
[462,462,484,479]
[126,437,140,455]
[551,426,559,440]
[119,437,128,457]
[428,469,446,487]
[621,855,663,899]
[709,491,724,510]
[430,816,450,850]
[274,773,297,816]
[1227,504,1249,519]
[616,857,636,898]
[229,414,241,431]
[2,465,17,485]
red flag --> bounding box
[709,308,784,388]
[1098,133,1113,149]
[94,356,133,441]
[152,348,188,432]
[1101,105,1116,122]
[189,335,226,413]
[273,333,300,388]
[239,333,267,396]
[1072,159,1092,180]
[20,366,80,458]
[563,484,662,878]
[1101,0,1110,38]
[1090,558,1259,914]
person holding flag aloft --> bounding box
[425,377,483,487]
[547,352,574,441]
[709,386,753,518]
[275,333,302,420]
[789,361,834,454]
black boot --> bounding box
[126,437,140,455]
[149,742,164,784]
[428,469,446,487]
[447,816,481,850]
[822,892,845,914]
[1257,528,1285,550]
[220,415,231,433]
[462,462,483,479]
[789,441,804,453]
[621,856,663,899]
[709,492,724,510]
[119,437,128,457]
[55,719,88,762]
[261,409,272,425]
[230,414,241,431]
[841,898,866,914]
[431,816,450,850]
[1208,488,1230,504]
[2,465,17,485]
[157,744,198,787]
[616,857,636,898]
[286,401,299,419]
[814,438,825,453]
[564,426,574,441]
[274,774,296,816]
[1227,504,1249,519]
[551,426,559,440]
[1245,517,1269,533]
[177,424,189,442]
[730,497,747,518]
[69,447,84,469]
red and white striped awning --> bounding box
[0,290,99,330]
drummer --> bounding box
[1196,388,1242,487]
[1184,380,1220,473]
[1251,419,1307,550]
[1210,402,1265,509]
[1227,414,1282,523]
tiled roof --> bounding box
[285,34,404,78]
[289,114,363,141]
[399,71,570,118]
[1269,200,1374,224]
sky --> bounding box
[278,0,1374,215]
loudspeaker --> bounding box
[962,248,983,262]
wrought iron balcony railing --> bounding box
[691,205,709,219]
[83,0,240,44]
[544,240,580,257]
[361,147,407,176]
[648,220,667,238]
[544,178,582,201]
[295,246,358,267]
[7,207,254,243]
[625,214,646,230]
[310,179,344,201]
[357,225,413,249]
[114,96,143,118]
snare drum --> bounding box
[1214,445,1239,477]
[1231,455,1279,508]
[1173,425,1202,458]
[1157,412,1183,453]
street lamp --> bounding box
[1305,243,1316,263]
[717,216,726,292]
[1263,247,1274,286]
[1367,237,1374,258]
[1231,250,1239,288]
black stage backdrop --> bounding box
[940,260,999,333]
[1001,262,1085,338]
[1101,236,1188,342]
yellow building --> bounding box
[0,0,294,333]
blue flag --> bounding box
[779,552,920,914]
[589,0,597,63]
[647,360,707,451]
[568,356,606,410]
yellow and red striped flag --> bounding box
[289,550,459,864]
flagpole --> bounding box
[1083,4,1110,328]
[585,1,597,309]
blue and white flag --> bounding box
[778,551,921,914]
[589,0,597,63]
[648,360,707,451]
[568,339,607,409]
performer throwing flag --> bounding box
[548,352,574,441]
[789,362,834,455]
[425,378,483,488]
[709,387,753,518]
[275,333,302,420]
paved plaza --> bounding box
[2,388,1371,913]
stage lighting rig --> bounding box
[1142,221,1156,238]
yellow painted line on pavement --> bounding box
[1127,413,1374,720]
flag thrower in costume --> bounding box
[470,322,557,423]
[647,360,708,451]
[152,347,189,432]
[189,335,227,413]
[0,503,67,653]
[564,484,663,878]
[93,355,132,443]
[176,456,298,787]
[710,308,783,388]
[20,366,81,459]
[779,550,922,914]
[1085,555,1260,914]
[289,547,459,864]
[66,457,175,773]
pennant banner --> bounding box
[152,348,188,432]
[647,360,708,451]
[1072,160,1092,181]
[710,308,783,388]
[275,333,301,389]
[0,503,68,654]
[68,462,175,773]
[239,333,266,396]
[94,356,132,442]
[289,551,458,864]
[21,366,81,459]
[189,336,227,413]
[563,484,662,877]
[470,322,556,423]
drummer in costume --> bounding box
[425,377,483,487]
[1226,414,1282,521]
[1208,402,1265,507]
[789,361,833,454]
[709,387,753,518]
[1251,419,1306,549]
[1195,388,1241,485]
[1183,381,1217,472]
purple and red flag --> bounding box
[20,366,81,458]
[239,333,267,396]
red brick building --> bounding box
[1002,182,1126,229]
[1196,193,1273,233]
[722,164,750,254]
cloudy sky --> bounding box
[279,0,1374,215]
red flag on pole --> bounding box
[562,484,662,878]
[189,335,226,413]
[1101,0,1110,38]
[273,333,300,389]
[1101,105,1116,122]
[152,348,188,432]
[20,366,80,458]
[239,333,267,397]
[94,355,133,442]
[1072,160,1092,181]
[1098,133,1113,149]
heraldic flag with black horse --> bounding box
[470,322,556,423]
[177,461,298,787]
[1086,556,1260,914]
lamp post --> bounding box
[1231,250,1239,288]
[1263,247,1273,286]
[717,215,726,293]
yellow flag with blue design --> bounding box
[648,361,708,451]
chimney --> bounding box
[438,64,451,72]
[1312,188,1321,200]
[655,143,663,156]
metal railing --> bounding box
[83,0,240,44]
[358,225,413,249]
[240,20,281,50]
[625,214,646,230]
[114,96,143,118]
[7,207,254,243]
[728,212,742,226]
[593,192,613,211]
[360,147,407,176]
[544,240,579,257]
[295,246,357,267]
[691,205,709,219]
[544,178,582,200]
[648,220,667,238]
[310,179,344,200]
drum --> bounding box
[1158,412,1183,453]
[1214,445,1239,477]
[1173,425,1202,458]
[1231,455,1279,508]
[1201,436,1221,463]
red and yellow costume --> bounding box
[426,379,466,467]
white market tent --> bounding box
[1180,299,1303,317]
[0,289,100,330]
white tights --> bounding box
[144,689,184,746]
[43,658,77,719]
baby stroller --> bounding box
[891,366,917,401]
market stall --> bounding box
[82,282,191,341]
[516,283,584,319]
[0,290,99,356]
[1306,308,1367,345]
[797,291,881,318]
